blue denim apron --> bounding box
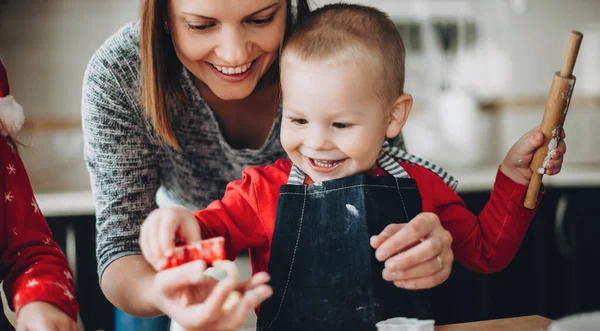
[256,142,457,331]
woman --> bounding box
[82,0,452,329]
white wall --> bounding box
[0,0,139,192]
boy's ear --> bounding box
[386,93,413,139]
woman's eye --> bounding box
[247,15,275,25]
[291,118,308,125]
[333,123,351,129]
[187,23,216,31]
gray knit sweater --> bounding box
[82,21,405,279]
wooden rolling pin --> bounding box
[524,31,583,209]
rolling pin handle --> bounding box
[559,31,583,77]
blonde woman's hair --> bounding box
[139,0,311,150]
[282,4,406,105]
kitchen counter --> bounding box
[34,164,600,217]
[435,315,553,330]
[446,163,600,192]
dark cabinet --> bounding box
[431,187,600,325]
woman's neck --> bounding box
[193,78,281,149]
[195,78,280,115]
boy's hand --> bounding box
[500,127,567,185]
[140,207,202,270]
[370,213,453,290]
[16,301,80,331]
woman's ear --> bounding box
[385,93,413,139]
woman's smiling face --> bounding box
[167,0,287,100]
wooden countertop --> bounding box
[435,315,553,331]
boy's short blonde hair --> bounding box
[282,3,406,105]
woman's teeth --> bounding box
[212,61,252,75]
[312,159,339,167]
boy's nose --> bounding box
[304,130,332,150]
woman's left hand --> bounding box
[370,212,453,290]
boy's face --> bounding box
[280,58,395,183]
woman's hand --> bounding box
[16,301,80,331]
[140,207,273,329]
[149,260,272,331]
[370,212,453,289]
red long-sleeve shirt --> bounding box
[0,137,78,326]
[195,159,540,276]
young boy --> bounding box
[139,4,566,330]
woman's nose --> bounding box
[215,26,250,66]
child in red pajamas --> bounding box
[0,60,79,330]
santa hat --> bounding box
[0,59,24,136]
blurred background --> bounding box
[1,0,599,330]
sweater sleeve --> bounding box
[0,138,79,321]
[82,37,160,280]
[430,167,542,273]
[194,168,270,261]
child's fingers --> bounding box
[517,126,540,143]
[553,139,567,157]
[157,209,192,259]
[157,212,176,257]
[545,156,564,175]
[543,140,566,175]
[145,211,165,268]
[139,212,159,267]
[176,209,202,243]
[515,131,544,157]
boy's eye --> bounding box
[247,15,275,25]
[290,118,308,125]
[333,122,351,129]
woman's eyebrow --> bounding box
[247,2,280,17]
[182,2,280,20]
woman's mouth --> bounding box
[211,61,253,75]
[209,60,255,83]
[308,157,346,173]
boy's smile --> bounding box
[307,157,347,174]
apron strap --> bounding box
[287,141,458,191]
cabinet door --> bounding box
[431,188,600,325]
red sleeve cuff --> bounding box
[495,166,544,209]
[13,280,79,321]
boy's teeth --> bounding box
[313,159,338,167]
[213,62,252,75]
